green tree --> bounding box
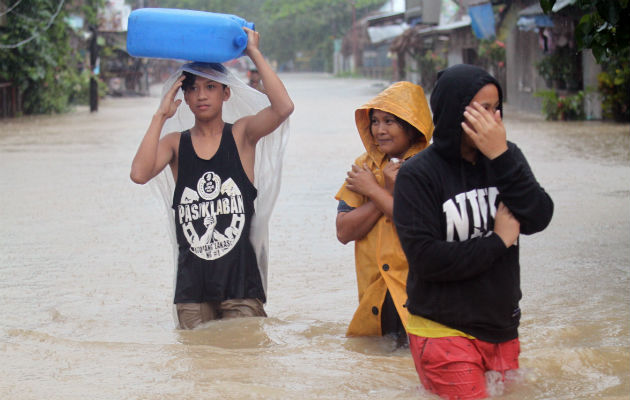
[260,0,385,69]
[158,0,262,23]
[540,0,629,121]
[157,0,385,70]
[0,0,103,114]
[540,0,629,62]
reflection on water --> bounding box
[0,74,628,399]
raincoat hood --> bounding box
[355,81,433,163]
[430,64,503,161]
[336,82,433,336]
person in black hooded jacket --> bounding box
[393,64,553,399]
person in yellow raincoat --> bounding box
[335,81,433,342]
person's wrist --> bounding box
[153,112,168,122]
[384,182,394,194]
[368,184,386,198]
[493,230,510,248]
[487,145,508,160]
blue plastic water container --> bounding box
[126,8,255,63]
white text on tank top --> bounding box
[177,171,246,260]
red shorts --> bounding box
[408,334,520,400]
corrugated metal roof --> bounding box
[417,15,471,34]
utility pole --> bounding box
[351,0,357,74]
[89,25,98,112]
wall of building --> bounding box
[506,25,545,113]
[448,28,475,66]
[582,49,603,120]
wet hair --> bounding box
[181,62,228,92]
[369,109,425,144]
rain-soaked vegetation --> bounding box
[0,1,627,117]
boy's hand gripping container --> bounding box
[126,8,255,63]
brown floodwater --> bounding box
[1,73,628,399]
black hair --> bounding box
[180,62,228,92]
[369,109,425,144]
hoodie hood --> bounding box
[430,64,503,161]
[355,81,433,165]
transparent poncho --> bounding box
[151,62,289,319]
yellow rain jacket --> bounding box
[335,82,434,336]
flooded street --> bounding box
[1,72,628,399]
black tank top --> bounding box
[172,124,264,303]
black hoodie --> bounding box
[393,64,554,343]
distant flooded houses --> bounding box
[334,0,616,121]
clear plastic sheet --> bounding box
[151,62,290,323]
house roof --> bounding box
[517,0,575,31]
[366,11,405,25]
[367,23,409,43]
[417,15,471,35]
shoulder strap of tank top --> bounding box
[221,123,235,149]
[177,129,193,172]
[179,129,191,148]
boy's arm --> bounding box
[130,76,184,184]
[236,28,294,144]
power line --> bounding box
[0,0,24,17]
[0,0,66,49]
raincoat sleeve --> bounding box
[334,153,370,209]
[393,165,507,282]
[491,142,554,235]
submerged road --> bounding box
[0,72,628,399]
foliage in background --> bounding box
[1,0,72,114]
[540,0,629,122]
[417,49,446,92]
[260,0,384,69]
[0,0,385,115]
[597,52,630,122]
[534,89,586,121]
[476,39,506,82]
[159,0,386,71]
[540,0,629,63]
[535,45,581,91]
[157,0,262,28]
[68,68,107,104]
[476,39,505,71]
[0,0,104,115]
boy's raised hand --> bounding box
[156,75,184,119]
[461,102,508,160]
[243,27,260,57]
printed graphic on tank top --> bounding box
[172,124,264,304]
[179,169,246,260]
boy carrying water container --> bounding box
[130,28,293,329]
